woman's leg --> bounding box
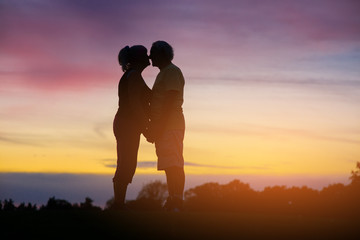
[112,129,140,208]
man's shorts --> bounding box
[155,130,185,170]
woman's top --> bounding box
[116,69,151,132]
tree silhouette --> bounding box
[80,197,93,209]
[105,181,168,210]
[17,202,37,212]
[347,162,360,216]
[185,182,223,211]
[350,161,360,186]
[136,180,168,203]
[2,162,360,217]
[2,199,16,212]
[221,180,258,211]
[78,197,101,211]
[123,181,168,211]
[105,197,115,210]
[42,197,72,210]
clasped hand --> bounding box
[143,126,156,144]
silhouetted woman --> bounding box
[113,45,151,209]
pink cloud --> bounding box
[269,0,360,49]
[1,0,359,92]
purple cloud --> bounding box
[1,0,359,91]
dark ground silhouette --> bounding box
[1,162,359,239]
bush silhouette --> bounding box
[105,180,167,210]
[350,162,360,185]
[17,202,37,212]
[41,197,72,210]
[182,162,360,217]
[2,199,16,212]
[79,197,101,211]
[136,180,168,202]
[127,180,168,210]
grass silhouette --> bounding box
[1,210,359,239]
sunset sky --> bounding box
[1,0,360,184]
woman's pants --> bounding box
[113,118,141,185]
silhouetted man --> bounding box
[146,41,185,211]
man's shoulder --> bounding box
[167,63,182,73]
[163,64,183,79]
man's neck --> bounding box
[158,61,172,70]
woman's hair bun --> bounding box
[118,46,131,72]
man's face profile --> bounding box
[149,48,161,67]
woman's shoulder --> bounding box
[126,69,142,80]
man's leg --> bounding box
[157,130,185,210]
[165,166,185,210]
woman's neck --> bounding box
[131,63,149,73]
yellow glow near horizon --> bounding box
[1,82,359,176]
[1,78,360,177]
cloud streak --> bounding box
[0,132,47,147]
[190,123,360,145]
[101,159,269,170]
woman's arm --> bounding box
[128,72,150,132]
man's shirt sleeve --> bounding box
[164,68,183,92]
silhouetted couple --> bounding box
[112,41,185,212]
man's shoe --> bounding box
[163,196,183,212]
[171,196,183,212]
[108,202,130,212]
